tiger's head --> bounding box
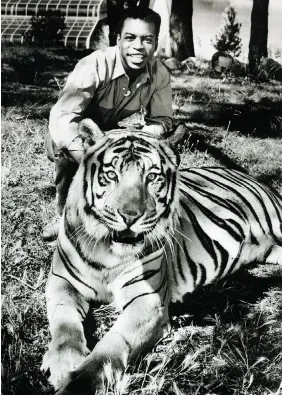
[67,119,183,258]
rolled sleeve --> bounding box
[145,66,173,133]
[49,54,99,149]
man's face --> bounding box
[117,18,157,72]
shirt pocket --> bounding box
[125,83,152,112]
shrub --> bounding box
[23,9,66,45]
[212,6,242,57]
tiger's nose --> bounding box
[118,209,144,227]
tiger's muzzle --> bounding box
[112,229,145,244]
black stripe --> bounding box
[232,170,282,232]
[64,216,106,270]
[175,236,185,281]
[223,169,279,241]
[52,267,73,287]
[180,188,243,242]
[120,251,164,279]
[90,164,96,206]
[198,263,207,285]
[186,169,232,193]
[182,238,197,288]
[57,243,98,294]
[165,233,178,287]
[77,303,87,318]
[250,233,259,245]
[163,283,169,304]
[121,269,160,288]
[180,175,249,222]
[264,245,275,261]
[180,199,219,269]
[122,271,167,311]
[226,218,245,239]
[214,240,229,278]
[228,242,243,274]
[200,169,267,234]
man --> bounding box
[43,6,173,241]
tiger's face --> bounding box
[80,129,179,257]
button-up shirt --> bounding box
[49,45,173,149]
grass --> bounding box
[1,44,282,395]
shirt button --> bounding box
[122,87,131,96]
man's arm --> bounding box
[49,53,100,162]
[142,63,173,137]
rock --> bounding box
[211,51,246,76]
[181,57,210,72]
[162,57,181,71]
[258,57,282,82]
[211,51,234,73]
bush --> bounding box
[23,9,66,45]
[212,6,242,57]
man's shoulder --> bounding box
[78,46,117,67]
[150,57,170,74]
[149,57,170,82]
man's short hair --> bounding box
[117,7,161,39]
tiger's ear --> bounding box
[78,118,105,149]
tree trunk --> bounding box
[169,0,195,61]
[107,0,150,46]
[248,0,269,76]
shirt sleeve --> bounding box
[49,53,100,149]
[144,64,173,133]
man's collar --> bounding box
[112,46,152,83]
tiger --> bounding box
[41,119,282,394]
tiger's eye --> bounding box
[107,171,117,180]
[147,173,158,182]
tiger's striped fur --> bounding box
[42,121,282,394]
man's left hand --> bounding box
[142,124,165,137]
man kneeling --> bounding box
[43,6,173,241]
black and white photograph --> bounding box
[1,0,282,394]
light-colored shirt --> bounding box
[49,46,173,149]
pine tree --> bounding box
[212,6,242,57]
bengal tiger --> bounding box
[41,119,282,394]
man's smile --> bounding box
[129,54,146,59]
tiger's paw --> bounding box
[41,344,90,390]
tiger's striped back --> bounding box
[167,167,282,302]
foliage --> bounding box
[23,9,66,45]
[212,6,242,57]
[1,45,90,85]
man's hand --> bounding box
[142,124,165,137]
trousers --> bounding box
[45,131,78,215]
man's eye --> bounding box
[145,38,153,43]
[106,171,117,180]
[125,36,134,41]
[147,173,158,182]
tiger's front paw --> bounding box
[41,343,90,390]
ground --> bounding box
[1,45,282,395]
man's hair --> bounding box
[117,7,161,39]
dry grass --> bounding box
[1,46,282,395]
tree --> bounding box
[169,0,195,60]
[23,9,66,45]
[248,0,269,76]
[212,6,242,57]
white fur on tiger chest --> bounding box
[54,226,138,304]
